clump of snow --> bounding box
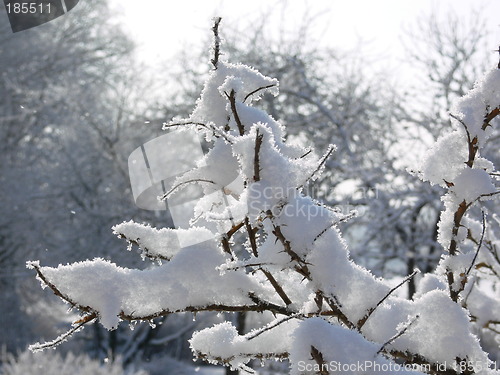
[451,168,496,203]
[112,221,214,260]
[289,318,424,375]
[190,319,298,372]
[453,68,500,145]
[413,274,447,298]
[188,62,278,136]
[307,228,391,323]
[419,130,468,187]
[363,290,489,369]
[30,243,274,330]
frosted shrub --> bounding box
[28,20,499,374]
[0,349,147,375]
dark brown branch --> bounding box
[243,216,292,306]
[227,221,245,239]
[450,113,472,144]
[496,45,500,69]
[29,262,93,314]
[226,89,245,136]
[300,149,313,158]
[266,210,354,328]
[115,234,170,261]
[483,106,500,129]
[221,222,245,259]
[447,200,473,302]
[270,219,310,278]
[244,217,259,257]
[260,269,293,306]
[310,346,329,375]
[211,17,222,70]
[253,129,263,181]
[244,84,277,102]
[221,237,235,258]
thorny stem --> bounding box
[265,209,355,329]
[244,217,292,306]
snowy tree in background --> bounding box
[28,20,500,374]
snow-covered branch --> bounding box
[28,19,500,375]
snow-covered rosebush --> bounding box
[0,349,147,375]
[28,20,499,374]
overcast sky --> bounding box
[108,0,500,70]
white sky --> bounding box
[108,0,500,70]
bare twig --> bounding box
[496,45,500,69]
[115,234,169,261]
[377,315,419,355]
[484,107,499,127]
[29,313,98,352]
[310,346,329,375]
[164,121,233,143]
[260,269,293,306]
[466,211,486,276]
[244,84,277,102]
[226,90,245,135]
[244,217,259,257]
[300,145,335,188]
[159,179,215,201]
[245,314,300,340]
[243,215,292,306]
[253,128,263,181]
[358,270,419,329]
[300,149,313,158]
[211,17,222,70]
[450,113,472,144]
